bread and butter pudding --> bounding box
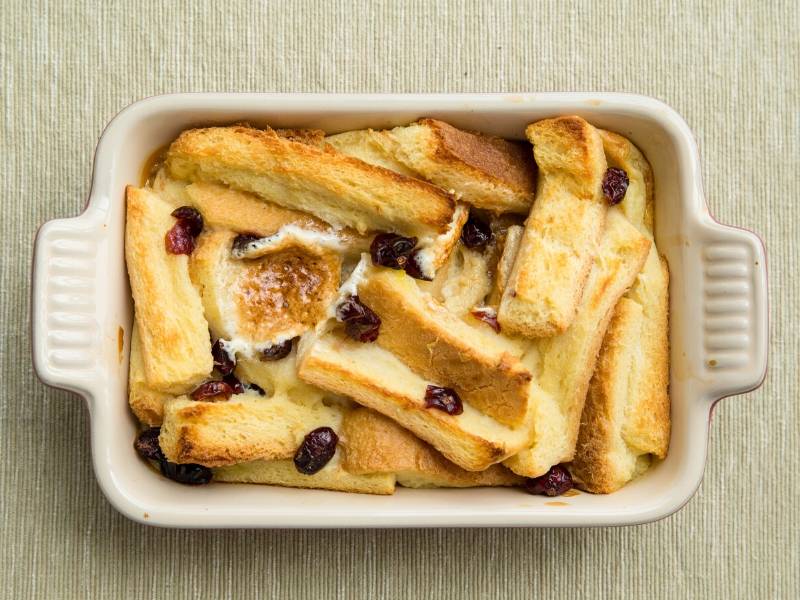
[125,116,670,496]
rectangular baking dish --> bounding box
[31,93,768,527]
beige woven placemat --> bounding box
[2,1,798,598]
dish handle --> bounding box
[696,218,768,401]
[32,206,108,396]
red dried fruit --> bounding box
[424,385,463,415]
[165,206,204,255]
[211,339,235,376]
[336,295,381,342]
[293,427,339,474]
[471,307,501,332]
[159,460,213,485]
[260,338,294,361]
[370,233,418,270]
[461,213,493,250]
[222,374,245,394]
[134,427,165,462]
[602,168,629,205]
[523,465,574,496]
[231,232,262,254]
[403,249,433,281]
[190,380,234,401]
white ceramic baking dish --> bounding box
[31,93,768,527]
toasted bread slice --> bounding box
[128,320,173,426]
[165,125,457,238]
[356,266,532,427]
[497,116,608,338]
[385,119,537,213]
[324,129,418,177]
[296,331,535,471]
[159,391,343,467]
[342,408,523,488]
[189,230,341,354]
[569,298,655,493]
[213,451,396,495]
[125,186,212,393]
[504,209,651,477]
[488,224,523,307]
[421,243,493,316]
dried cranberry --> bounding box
[134,427,165,462]
[171,206,203,237]
[403,250,433,281]
[424,385,463,415]
[260,338,294,361]
[471,307,501,332]
[336,295,381,342]
[370,233,418,270]
[190,380,234,401]
[523,465,574,496]
[159,460,213,485]
[602,168,629,205]
[293,427,339,474]
[461,213,493,250]
[211,340,235,375]
[232,233,262,254]
[165,206,204,255]
[246,383,266,396]
[222,374,245,394]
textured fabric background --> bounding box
[2,1,798,598]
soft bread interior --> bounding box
[296,331,536,471]
[504,209,651,477]
[342,408,523,488]
[356,266,532,427]
[128,321,173,426]
[189,230,341,354]
[213,451,396,495]
[324,129,418,177]
[125,186,212,393]
[498,116,608,338]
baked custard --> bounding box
[126,117,669,495]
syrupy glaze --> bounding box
[544,501,569,507]
[234,249,341,340]
[117,326,124,363]
[139,144,171,187]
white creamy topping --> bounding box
[232,224,346,259]
[414,204,468,280]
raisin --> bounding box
[165,206,204,255]
[370,233,418,270]
[404,250,433,281]
[222,374,245,394]
[171,206,203,237]
[523,465,574,496]
[190,380,234,401]
[336,295,381,342]
[232,233,262,254]
[159,460,213,485]
[261,338,294,361]
[424,385,463,415]
[470,307,501,332]
[134,427,165,462]
[293,427,339,474]
[461,213,493,250]
[602,168,629,205]
[211,339,235,376]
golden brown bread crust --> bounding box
[504,209,651,477]
[165,125,457,237]
[128,321,172,426]
[498,116,608,338]
[387,119,537,214]
[296,331,533,471]
[213,452,397,495]
[124,186,213,393]
[189,230,341,346]
[356,267,532,427]
[159,392,343,467]
[273,128,326,147]
[342,408,523,488]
